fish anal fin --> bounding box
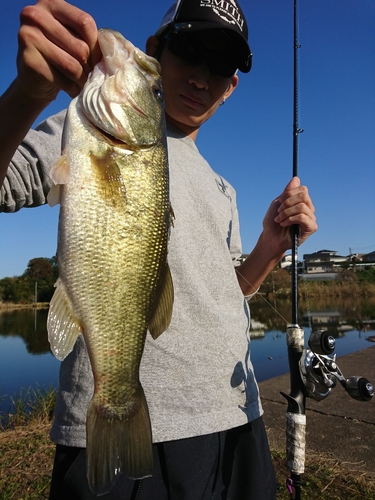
[149,264,174,340]
[47,278,82,361]
[86,388,153,495]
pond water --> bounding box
[0,297,374,414]
[0,308,60,415]
[248,295,375,382]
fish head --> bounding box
[81,28,164,147]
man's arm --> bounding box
[0,81,49,188]
[0,0,100,188]
[237,177,317,296]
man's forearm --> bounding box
[236,231,285,296]
[0,79,50,187]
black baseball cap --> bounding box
[155,0,252,73]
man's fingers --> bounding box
[17,0,100,99]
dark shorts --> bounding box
[49,417,276,500]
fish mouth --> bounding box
[98,128,127,146]
[98,29,132,77]
[94,124,153,152]
[95,126,138,150]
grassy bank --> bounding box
[0,387,56,499]
[303,281,375,299]
[256,267,375,300]
[273,450,375,500]
[1,389,375,499]
[0,302,49,311]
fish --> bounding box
[47,28,173,495]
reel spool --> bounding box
[308,329,335,355]
[299,329,374,402]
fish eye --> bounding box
[153,86,164,101]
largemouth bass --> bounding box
[47,28,173,495]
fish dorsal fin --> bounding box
[47,278,82,360]
[148,264,174,340]
[47,155,70,207]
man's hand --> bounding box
[0,0,101,187]
[16,0,101,103]
[263,176,317,254]
[236,177,317,296]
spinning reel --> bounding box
[299,329,374,402]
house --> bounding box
[303,250,348,273]
[362,251,375,263]
[240,248,375,275]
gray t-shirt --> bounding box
[1,112,262,446]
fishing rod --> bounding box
[281,2,374,499]
[280,1,306,498]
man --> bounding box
[0,0,317,498]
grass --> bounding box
[1,386,56,430]
[0,387,56,499]
[1,388,375,499]
[0,420,55,499]
[272,450,375,499]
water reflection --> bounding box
[0,308,51,354]
[0,308,60,415]
[248,296,375,382]
[248,295,375,335]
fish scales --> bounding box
[47,29,173,495]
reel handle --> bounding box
[345,376,374,402]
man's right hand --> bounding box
[16,0,101,104]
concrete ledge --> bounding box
[259,346,375,478]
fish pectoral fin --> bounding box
[47,184,62,207]
[47,155,70,207]
[47,278,82,361]
[50,154,70,184]
[149,264,174,340]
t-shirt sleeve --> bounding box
[0,110,66,213]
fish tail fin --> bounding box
[86,388,153,495]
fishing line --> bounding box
[235,268,289,324]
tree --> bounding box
[0,257,59,303]
[24,257,55,281]
[259,267,291,297]
[357,266,375,284]
[0,277,22,302]
[23,257,58,302]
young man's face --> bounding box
[147,31,239,139]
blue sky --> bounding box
[0,0,374,279]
